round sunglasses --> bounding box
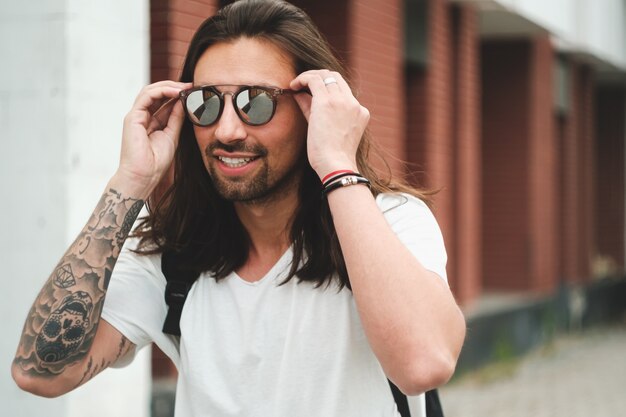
[179,85,303,127]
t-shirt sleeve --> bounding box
[101,237,179,364]
[376,193,448,282]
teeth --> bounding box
[218,156,254,168]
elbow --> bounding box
[393,321,466,396]
[12,364,67,398]
[392,350,458,396]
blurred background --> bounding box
[1,0,625,416]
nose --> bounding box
[214,94,247,143]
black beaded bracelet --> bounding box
[322,175,371,196]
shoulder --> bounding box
[375,192,448,281]
[118,236,162,271]
[375,192,434,222]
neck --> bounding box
[233,182,299,259]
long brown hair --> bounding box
[134,0,430,289]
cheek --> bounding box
[273,104,308,154]
[286,117,308,156]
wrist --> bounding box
[108,169,157,201]
[313,159,358,182]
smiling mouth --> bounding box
[217,156,258,168]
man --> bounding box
[13,1,466,416]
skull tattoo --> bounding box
[35,291,94,363]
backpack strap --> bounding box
[389,380,411,417]
[425,389,444,417]
[161,250,200,336]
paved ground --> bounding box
[440,324,626,417]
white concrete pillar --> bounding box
[0,1,151,416]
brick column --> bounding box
[451,3,481,303]
[560,62,582,282]
[561,63,596,282]
[528,35,557,292]
[578,66,595,281]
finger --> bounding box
[141,87,186,115]
[327,71,351,94]
[163,100,186,140]
[147,95,176,116]
[320,72,341,91]
[133,80,187,107]
[133,82,191,114]
[290,72,330,99]
[151,97,178,128]
[136,80,190,101]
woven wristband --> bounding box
[322,175,370,196]
[322,171,363,188]
[321,169,356,184]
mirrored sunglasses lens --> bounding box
[236,88,274,125]
[186,89,221,126]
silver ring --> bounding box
[323,76,338,86]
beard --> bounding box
[205,141,305,205]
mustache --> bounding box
[207,141,268,156]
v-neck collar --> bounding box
[231,246,293,287]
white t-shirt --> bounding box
[102,193,447,417]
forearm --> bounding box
[12,176,146,387]
[327,185,466,394]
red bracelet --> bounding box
[321,169,356,184]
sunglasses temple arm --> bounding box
[281,88,311,96]
[153,97,180,116]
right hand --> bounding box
[116,81,192,197]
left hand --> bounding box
[290,70,370,179]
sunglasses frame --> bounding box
[179,84,300,127]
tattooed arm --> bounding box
[12,80,190,397]
[12,186,142,397]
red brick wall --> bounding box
[406,0,456,289]
[554,113,565,280]
[561,64,596,282]
[528,35,557,292]
[151,0,220,82]
[451,4,481,303]
[347,0,405,175]
[560,61,582,281]
[481,39,532,290]
[481,36,558,293]
[578,66,595,282]
[405,0,481,304]
[595,87,626,271]
[290,1,349,64]
[426,0,456,287]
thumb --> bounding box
[164,101,186,145]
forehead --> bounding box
[193,37,296,86]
